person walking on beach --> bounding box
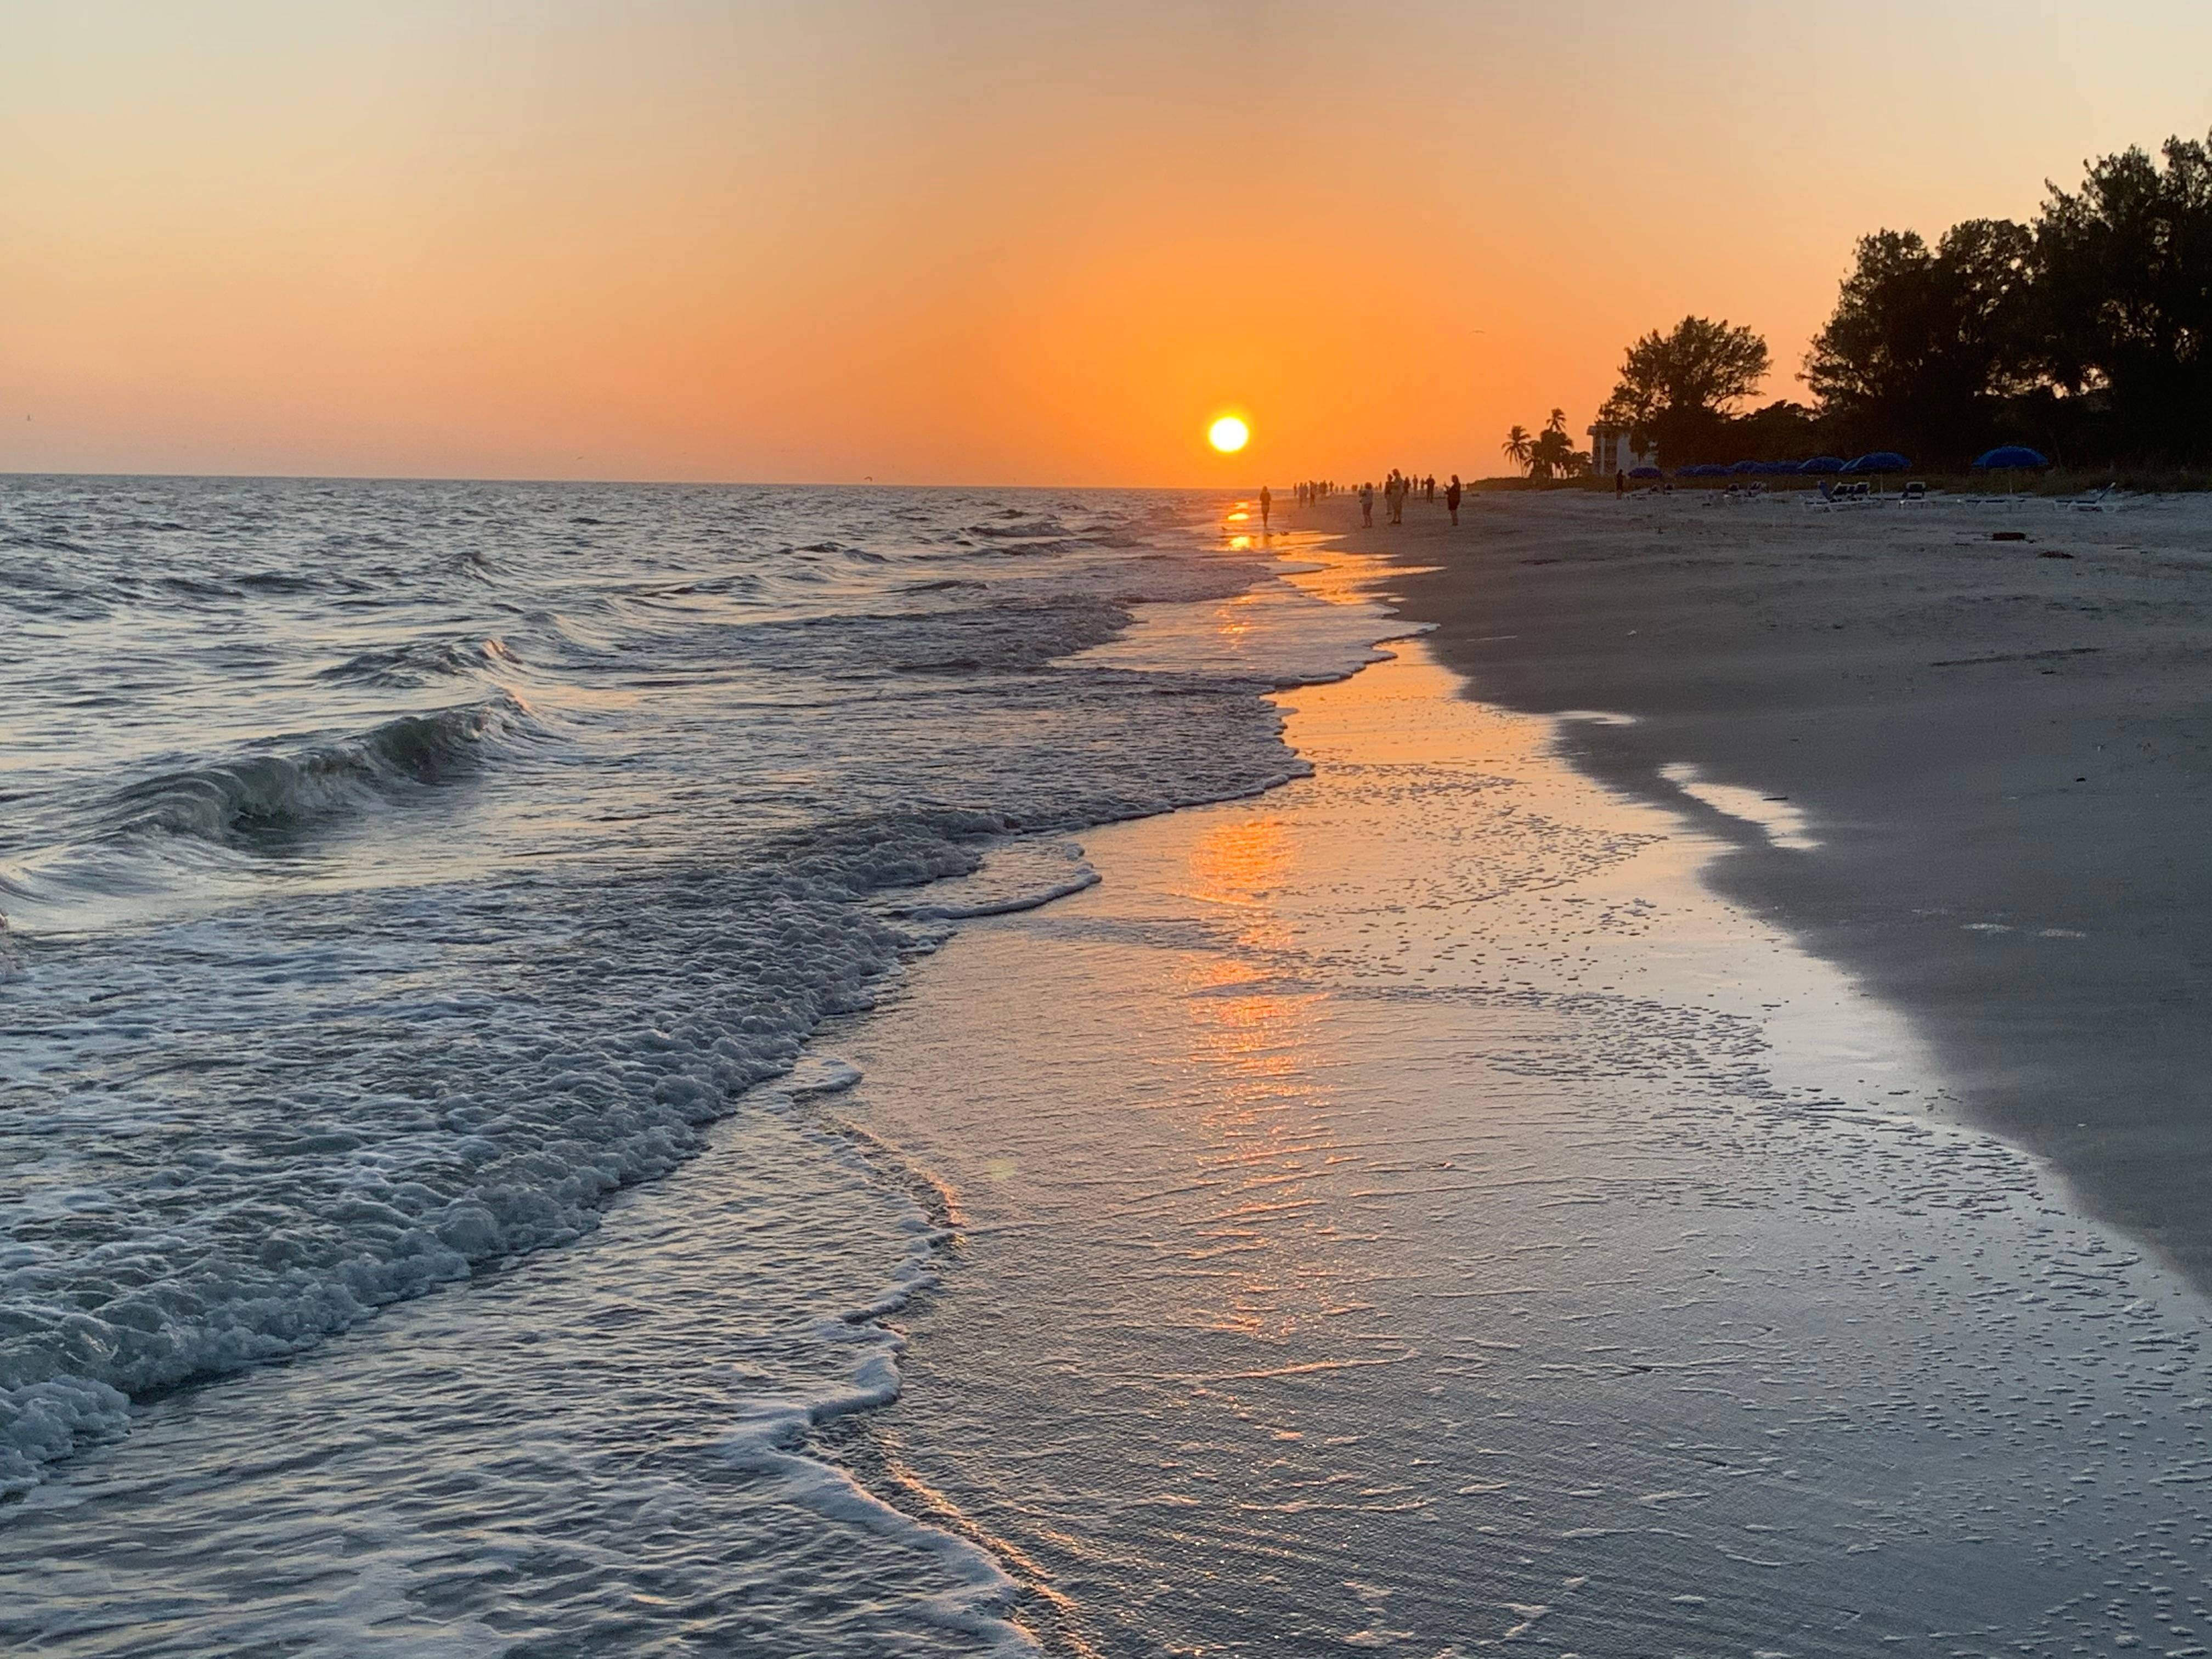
[1446,474,1462,525]
[1359,481,1374,526]
[1260,484,1271,529]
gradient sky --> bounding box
[3,2,2208,485]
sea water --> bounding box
[0,479,1373,1652]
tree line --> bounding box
[1594,129,2212,471]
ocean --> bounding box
[0,479,1378,1651]
[5,478,2210,1656]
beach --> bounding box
[1325,487,2212,1293]
[6,481,2210,1654]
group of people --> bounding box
[1392,471,1436,521]
[1271,471,1468,531]
[1346,470,1463,527]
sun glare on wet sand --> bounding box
[1207,415,1250,453]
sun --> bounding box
[1207,415,1250,454]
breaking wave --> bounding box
[101,693,539,844]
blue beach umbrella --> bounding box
[1798,455,1848,475]
[1972,443,2050,496]
[1843,452,1911,474]
[1728,460,1763,475]
[1628,466,1662,479]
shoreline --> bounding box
[1300,487,2212,1291]
[16,524,2209,1652]
[827,552,2212,1653]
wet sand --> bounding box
[1307,488,2212,1290]
[820,554,2212,1654]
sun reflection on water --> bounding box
[1165,814,1351,1346]
[1188,815,1290,904]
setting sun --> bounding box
[1207,415,1250,454]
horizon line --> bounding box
[0,467,1335,493]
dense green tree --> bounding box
[1727,399,1829,462]
[1523,425,1590,479]
[2033,131,2212,460]
[1599,317,1771,464]
[1803,218,2037,466]
[1599,129,2212,471]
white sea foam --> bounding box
[0,1087,1044,1655]
[888,838,1103,920]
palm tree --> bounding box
[1544,407,1568,435]
[1526,427,1586,480]
[1500,425,1534,472]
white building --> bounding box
[1587,422,1658,476]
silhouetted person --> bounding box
[1260,485,1271,528]
[1445,474,1462,525]
[1359,482,1374,526]
[1616,468,1626,498]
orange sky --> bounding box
[3,3,2208,486]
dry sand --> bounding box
[1299,486,2212,1288]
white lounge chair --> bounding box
[2058,482,2120,511]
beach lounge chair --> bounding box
[1900,481,1928,503]
[2059,482,2120,511]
